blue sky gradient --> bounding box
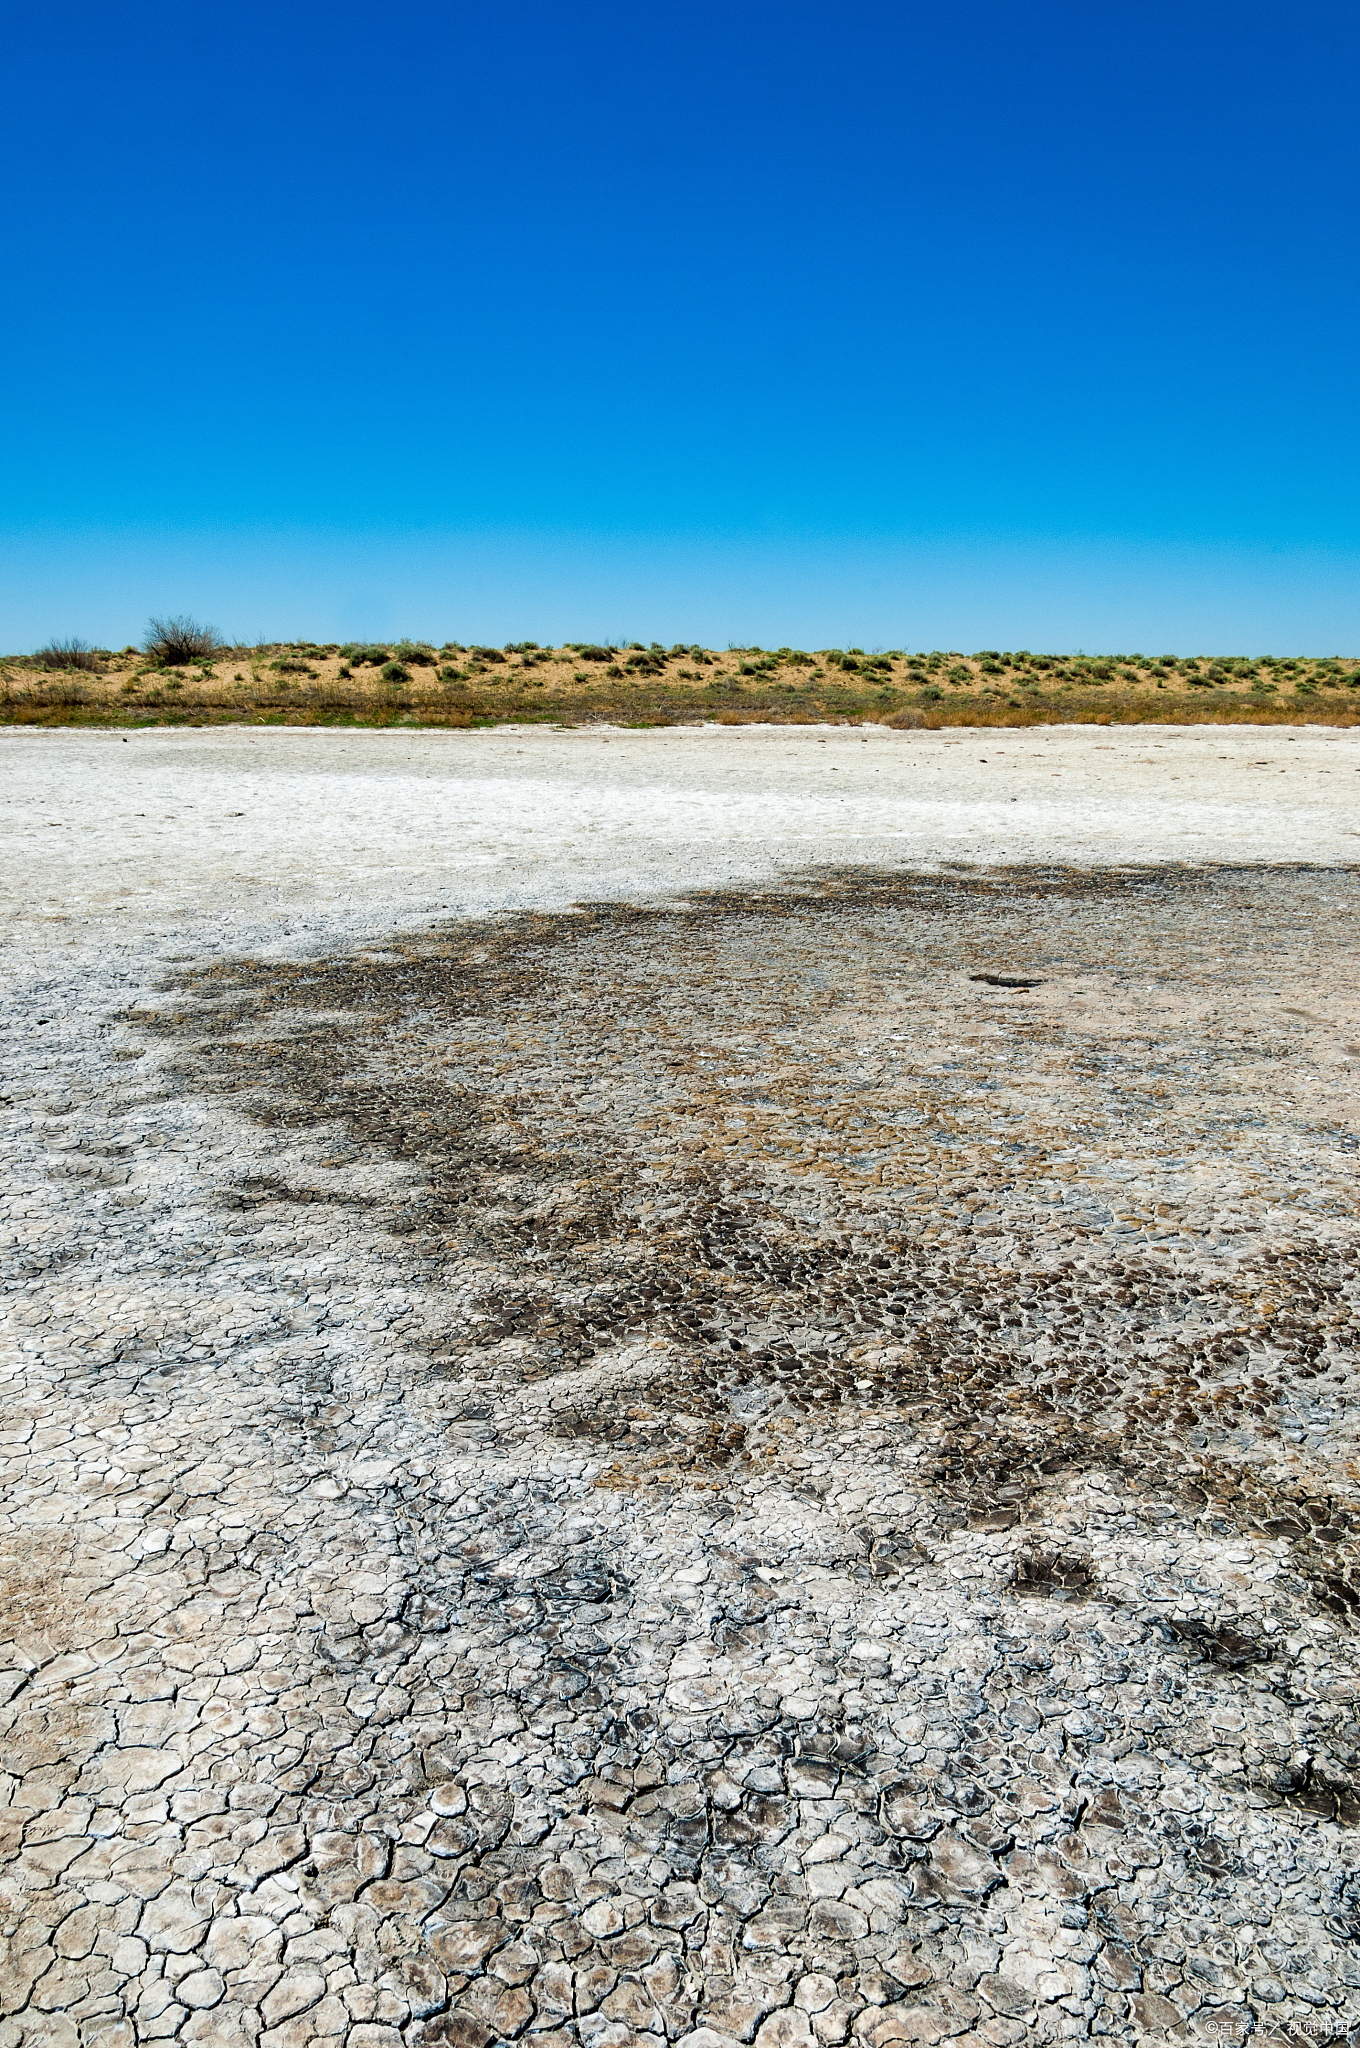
[4,0,1357,650]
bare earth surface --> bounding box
[2,724,1359,2048]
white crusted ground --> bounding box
[2,724,1358,2048]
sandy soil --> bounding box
[2,725,1359,2048]
[5,645,1358,730]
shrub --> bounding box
[470,646,507,664]
[578,646,614,662]
[393,641,436,666]
[343,644,390,666]
[34,636,99,671]
[144,615,222,665]
[380,660,411,683]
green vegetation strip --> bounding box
[4,638,1357,729]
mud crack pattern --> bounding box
[3,865,1360,2048]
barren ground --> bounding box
[2,724,1359,2048]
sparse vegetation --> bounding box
[0,639,1355,729]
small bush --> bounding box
[578,645,614,662]
[144,615,222,665]
[470,646,507,664]
[34,636,99,671]
[380,661,411,684]
[341,645,390,666]
[393,641,436,665]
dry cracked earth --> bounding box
[5,859,1360,2048]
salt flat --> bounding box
[2,725,1358,2048]
[3,722,1358,948]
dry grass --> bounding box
[2,641,1357,730]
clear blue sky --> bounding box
[4,0,1357,652]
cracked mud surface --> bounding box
[4,816,1360,2047]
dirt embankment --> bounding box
[5,640,1358,729]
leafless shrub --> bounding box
[143,615,223,665]
[34,636,99,672]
